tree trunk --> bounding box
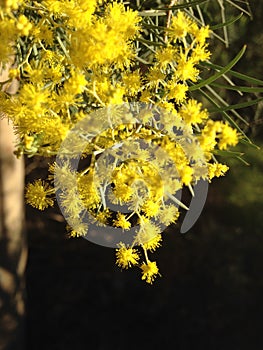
[0,64,26,350]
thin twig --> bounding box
[165,0,177,43]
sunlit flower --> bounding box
[25,180,54,210]
[140,261,160,284]
[116,243,140,269]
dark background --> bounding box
[25,1,263,349]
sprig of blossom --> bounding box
[0,0,249,284]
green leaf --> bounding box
[197,88,251,141]
[213,149,245,157]
[158,0,209,11]
[201,62,263,86]
[208,98,263,113]
[235,156,251,166]
[210,82,263,93]
[202,84,249,125]
[210,13,243,31]
[213,150,250,165]
[189,46,247,91]
[240,138,261,150]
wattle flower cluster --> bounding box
[0,0,239,283]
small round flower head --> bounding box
[169,11,192,40]
[142,234,162,252]
[137,221,161,246]
[208,163,229,180]
[140,260,160,284]
[176,54,199,82]
[25,179,54,210]
[66,220,88,238]
[1,0,20,12]
[218,123,239,150]
[179,99,208,125]
[113,212,131,230]
[158,204,179,226]
[16,15,32,36]
[141,199,160,218]
[116,243,140,269]
[94,209,111,227]
[155,46,176,69]
[167,82,188,104]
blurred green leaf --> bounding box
[210,83,263,93]
[210,13,243,30]
[158,0,209,11]
[202,62,263,86]
[190,46,247,91]
[209,97,263,113]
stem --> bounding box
[165,0,177,43]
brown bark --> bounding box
[0,64,26,350]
